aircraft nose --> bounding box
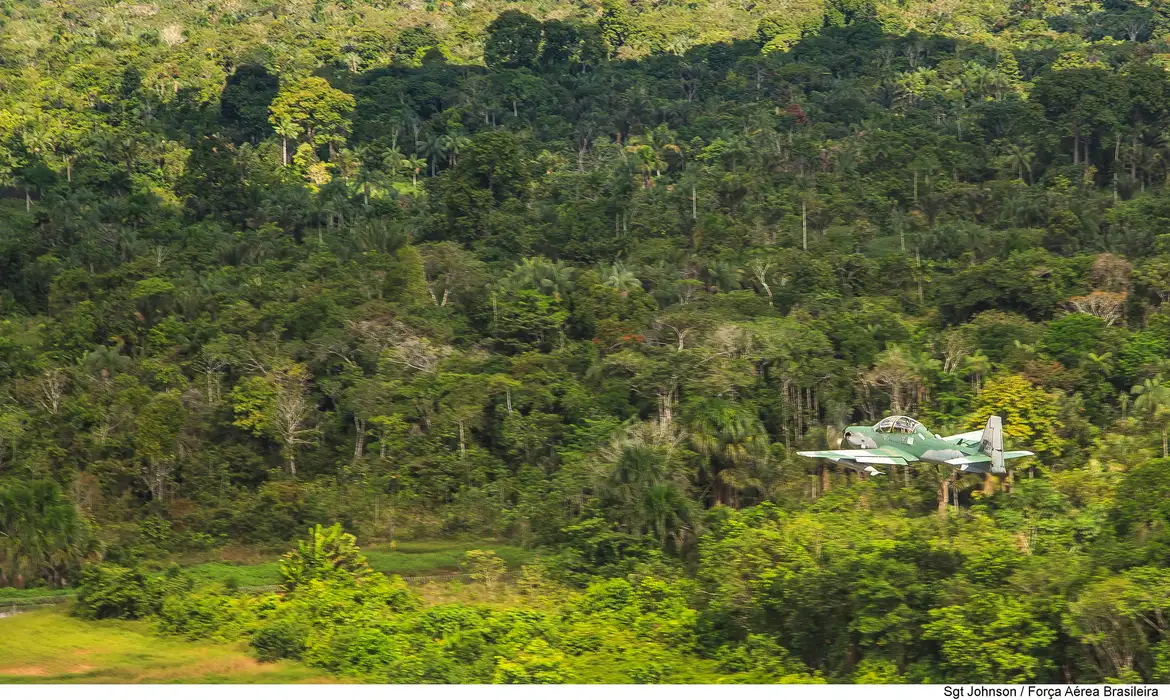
[844,430,861,447]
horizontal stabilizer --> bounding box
[945,454,997,474]
[941,429,984,445]
[945,449,1033,474]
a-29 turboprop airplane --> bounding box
[797,415,1034,476]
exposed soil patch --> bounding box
[0,664,94,677]
[0,666,49,676]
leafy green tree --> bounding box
[484,11,544,69]
[598,0,639,54]
[269,77,356,160]
[220,64,280,144]
[1066,568,1170,681]
[966,374,1066,459]
[1039,313,1106,369]
[923,594,1056,682]
[135,391,186,502]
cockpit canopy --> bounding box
[874,415,925,434]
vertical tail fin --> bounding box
[980,415,1006,474]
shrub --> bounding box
[73,564,148,619]
[714,634,824,683]
[280,523,372,592]
[303,619,405,676]
[73,562,191,619]
[252,572,419,666]
[156,591,259,642]
[252,617,310,661]
[492,638,568,684]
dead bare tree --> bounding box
[37,368,67,415]
[386,335,452,374]
[747,260,774,300]
[862,347,920,414]
[272,369,319,477]
[140,456,175,502]
[191,352,227,403]
[1067,291,1127,327]
[939,330,972,375]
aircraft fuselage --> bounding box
[842,417,980,464]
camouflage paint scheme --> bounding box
[797,415,1033,476]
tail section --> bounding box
[979,415,1006,474]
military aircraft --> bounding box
[797,415,1033,476]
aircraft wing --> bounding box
[796,447,918,475]
[944,450,1034,474]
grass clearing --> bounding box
[182,539,535,588]
[185,561,282,588]
[365,540,535,576]
[0,607,333,683]
[0,587,74,603]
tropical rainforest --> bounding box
[5,0,1170,685]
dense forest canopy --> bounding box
[5,0,1170,684]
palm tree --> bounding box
[795,174,817,251]
[890,206,912,253]
[603,262,641,297]
[1086,352,1113,375]
[642,125,682,175]
[1132,376,1170,457]
[350,143,379,206]
[1004,142,1034,184]
[706,260,741,292]
[598,422,693,548]
[642,483,695,551]
[679,167,702,221]
[420,133,447,177]
[539,260,576,300]
[962,350,991,394]
[687,398,770,507]
[0,480,94,588]
[342,52,362,73]
[441,132,471,167]
[401,154,426,187]
[273,117,302,167]
[624,143,664,188]
[506,257,577,300]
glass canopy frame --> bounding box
[874,415,924,434]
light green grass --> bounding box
[182,540,535,588]
[0,607,334,683]
[185,561,283,588]
[365,540,534,576]
[0,587,75,603]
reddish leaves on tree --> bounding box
[785,103,810,125]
